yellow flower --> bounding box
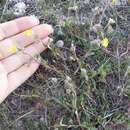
[9,45,18,53]
[23,29,33,36]
[101,38,109,48]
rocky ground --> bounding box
[0,0,130,130]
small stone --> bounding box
[56,40,64,48]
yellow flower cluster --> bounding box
[8,29,33,54]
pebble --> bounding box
[56,40,64,48]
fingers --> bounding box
[0,16,40,40]
[0,24,53,59]
[7,59,40,96]
[1,37,50,74]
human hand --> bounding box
[0,16,53,103]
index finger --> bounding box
[0,16,40,40]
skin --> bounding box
[0,16,53,103]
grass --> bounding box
[0,0,130,130]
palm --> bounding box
[0,16,53,103]
[0,58,39,102]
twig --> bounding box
[15,110,34,122]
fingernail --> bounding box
[43,24,54,34]
[30,15,40,25]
